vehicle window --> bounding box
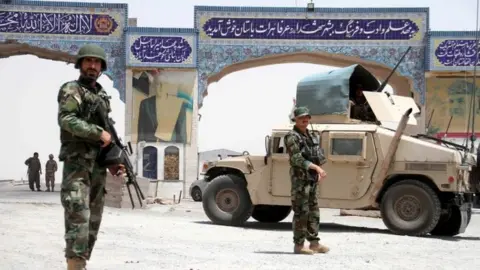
[331,138,363,156]
[272,136,285,154]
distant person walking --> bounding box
[25,152,42,192]
[45,154,58,192]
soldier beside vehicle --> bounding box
[285,107,330,255]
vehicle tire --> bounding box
[191,187,202,202]
[380,180,441,236]
[251,205,292,223]
[202,174,253,226]
[430,205,472,236]
[468,207,472,225]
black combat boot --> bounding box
[46,188,50,192]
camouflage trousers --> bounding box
[45,172,55,189]
[291,176,320,245]
[60,160,107,260]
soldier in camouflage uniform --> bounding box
[350,84,376,122]
[25,152,42,192]
[284,107,330,255]
[45,154,58,192]
[58,44,124,270]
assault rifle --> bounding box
[95,102,145,209]
[302,124,327,182]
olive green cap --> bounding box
[74,44,108,71]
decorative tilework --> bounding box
[129,36,193,64]
[194,6,428,107]
[196,45,425,106]
[428,32,480,71]
[0,11,119,36]
[4,3,474,107]
[125,27,197,68]
[202,17,420,41]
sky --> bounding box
[0,0,478,180]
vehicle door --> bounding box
[270,135,291,197]
[318,131,377,200]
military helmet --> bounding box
[49,154,54,159]
[74,44,107,71]
[292,106,311,120]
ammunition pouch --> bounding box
[96,143,124,167]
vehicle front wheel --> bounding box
[251,205,291,223]
[380,180,441,236]
[191,187,202,202]
[202,174,253,226]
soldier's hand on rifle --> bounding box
[100,130,112,147]
[316,166,327,181]
[108,164,125,176]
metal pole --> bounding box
[471,0,480,152]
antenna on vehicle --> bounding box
[443,115,453,140]
[376,46,412,93]
[426,109,434,134]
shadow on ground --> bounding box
[193,220,480,242]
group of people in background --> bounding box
[24,152,58,192]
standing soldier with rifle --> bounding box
[284,107,330,255]
[57,44,125,270]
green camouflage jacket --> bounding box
[284,126,316,180]
[57,79,111,170]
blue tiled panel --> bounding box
[125,27,197,68]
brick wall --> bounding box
[105,174,151,208]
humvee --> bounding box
[201,64,476,237]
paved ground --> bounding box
[1,182,480,270]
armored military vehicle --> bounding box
[201,55,476,237]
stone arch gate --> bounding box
[1,2,433,200]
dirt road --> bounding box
[1,183,479,270]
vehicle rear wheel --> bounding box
[251,205,292,223]
[380,180,441,236]
[430,205,472,236]
[191,187,202,202]
[202,174,253,226]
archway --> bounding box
[194,6,428,132]
[204,52,412,99]
[0,2,127,101]
[198,63,394,154]
[195,6,427,109]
